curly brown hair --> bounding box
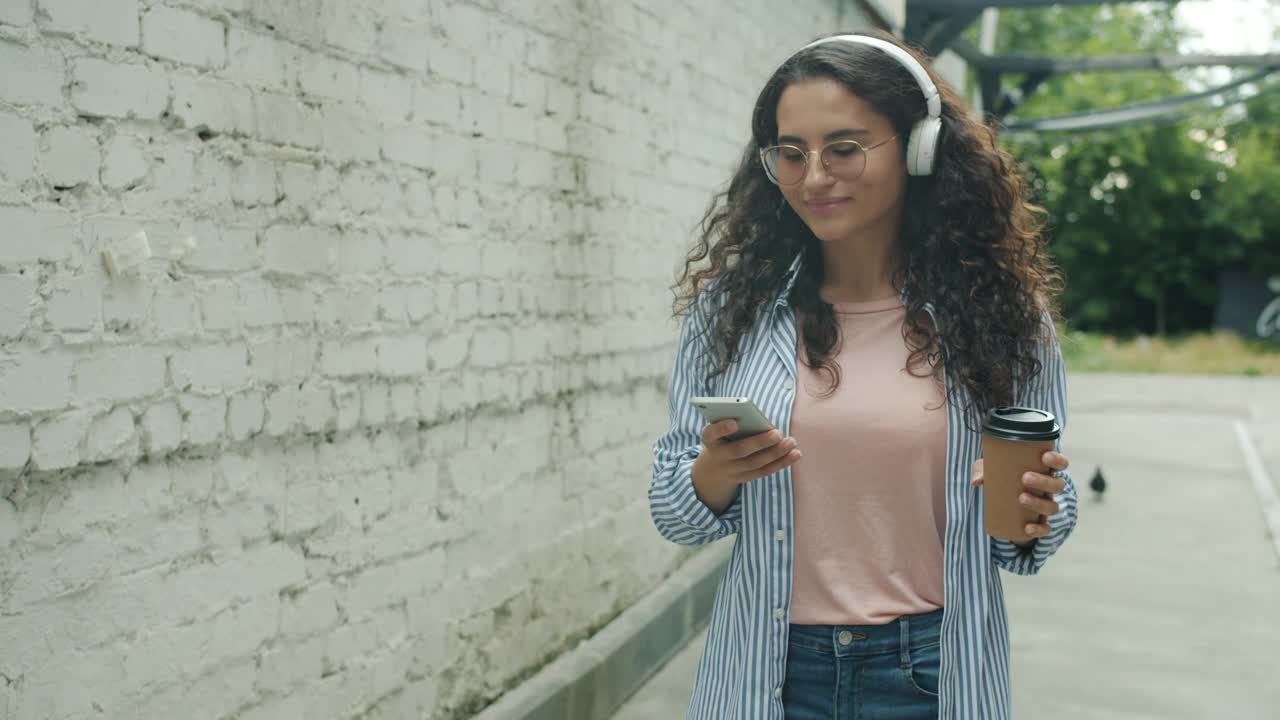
[673,30,1062,427]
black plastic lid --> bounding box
[982,406,1061,441]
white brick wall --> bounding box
[0,1,873,718]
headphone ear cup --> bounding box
[907,117,942,176]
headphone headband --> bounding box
[798,34,942,119]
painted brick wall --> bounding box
[0,1,872,717]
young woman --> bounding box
[649,31,1078,719]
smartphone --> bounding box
[690,396,773,442]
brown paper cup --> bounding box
[980,407,1061,543]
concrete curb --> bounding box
[471,543,730,720]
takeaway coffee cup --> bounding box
[980,406,1062,542]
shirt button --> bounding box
[838,630,854,646]
[774,607,784,620]
[775,530,785,542]
[774,687,782,700]
[784,379,794,392]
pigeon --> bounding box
[1089,467,1106,501]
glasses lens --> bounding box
[822,141,866,180]
[763,146,806,185]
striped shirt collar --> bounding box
[773,252,915,309]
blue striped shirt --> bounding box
[649,253,1078,719]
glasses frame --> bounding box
[759,134,899,185]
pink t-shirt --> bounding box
[788,296,948,625]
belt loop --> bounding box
[899,615,911,667]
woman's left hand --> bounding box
[971,451,1070,543]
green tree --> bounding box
[974,4,1273,335]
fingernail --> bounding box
[1019,494,1031,505]
[1024,473,1036,483]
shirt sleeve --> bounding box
[649,299,742,546]
[991,309,1079,575]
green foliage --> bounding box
[973,5,1280,335]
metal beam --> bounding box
[982,52,1280,74]
[917,9,983,57]
[1002,65,1280,132]
[995,70,1052,119]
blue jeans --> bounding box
[782,607,942,719]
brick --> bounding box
[170,344,250,394]
[227,390,264,440]
[378,21,427,72]
[411,81,461,127]
[31,410,90,470]
[320,1,377,57]
[171,72,254,136]
[427,41,471,85]
[278,286,316,326]
[149,281,199,339]
[229,155,276,207]
[336,167,386,215]
[316,286,378,330]
[319,102,381,163]
[281,582,340,638]
[141,400,181,455]
[83,406,137,462]
[382,123,435,170]
[71,58,168,119]
[227,27,293,88]
[297,382,334,433]
[0,38,65,107]
[0,351,72,412]
[0,112,36,183]
[179,393,226,445]
[262,385,299,436]
[339,550,444,619]
[427,330,468,373]
[45,274,102,331]
[236,280,284,329]
[319,338,377,378]
[473,54,510,97]
[359,67,412,120]
[39,124,99,187]
[388,381,418,422]
[73,347,167,403]
[100,133,147,189]
[335,228,384,275]
[142,5,225,68]
[0,422,30,469]
[257,634,325,691]
[253,92,321,149]
[131,141,192,205]
[248,338,316,385]
[334,384,360,431]
[178,221,257,273]
[296,50,359,100]
[376,336,427,377]
[0,0,34,24]
[263,225,337,276]
[131,662,256,720]
[38,0,139,46]
[0,273,36,337]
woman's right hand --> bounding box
[690,420,802,514]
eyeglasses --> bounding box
[759,135,898,185]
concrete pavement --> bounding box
[612,374,1280,719]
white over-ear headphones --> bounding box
[783,34,943,177]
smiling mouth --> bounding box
[805,198,851,213]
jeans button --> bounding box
[838,630,854,646]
